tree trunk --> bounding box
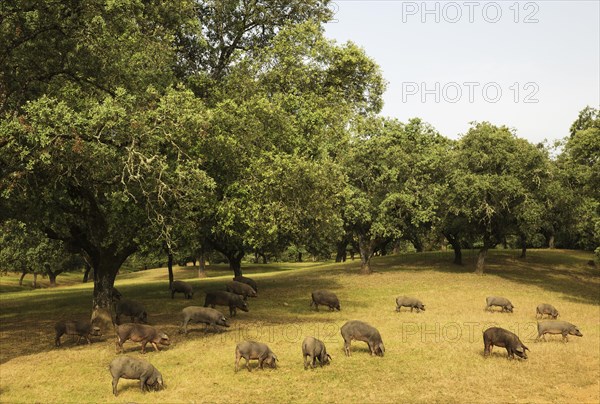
[444,233,462,265]
[19,270,26,286]
[82,261,92,283]
[335,240,347,262]
[475,247,488,275]
[358,234,375,274]
[48,271,57,287]
[297,251,302,262]
[44,263,61,287]
[90,253,130,333]
[260,252,267,264]
[548,234,555,249]
[411,236,423,253]
[32,273,38,288]
[519,234,527,259]
[226,251,244,277]
[254,252,260,264]
[167,252,174,288]
[453,246,462,265]
[198,250,207,278]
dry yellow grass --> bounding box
[0,249,598,403]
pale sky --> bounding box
[324,0,600,143]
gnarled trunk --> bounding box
[411,236,423,253]
[226,251,244,277]
[475,247,488,275]
[90,253,130,333]
[548,234,555,249]
[443,233,463,265]
[358,234,376,275]
[44,263,61,287]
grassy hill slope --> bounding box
[0,249,598,403]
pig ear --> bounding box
[327,354,332,361]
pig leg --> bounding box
[55,332,63,347]
[141,341,148,354]
[245,357,252,372]
[181,319,189,334]
[85,335,92,344]
[343,340,351,357]
[562,334,568,343]
[112,377,120,396]
[303,355,309,370]
[483,341,491,356]
[139,378,147,393]
[115,338,123,353]
[234,351,242,372]
[312,357,317,368]
[151,342,161,352]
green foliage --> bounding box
[0,220,82,278]
[447,123,549,246]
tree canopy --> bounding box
[0,1,597,329]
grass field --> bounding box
[1,249,598,403]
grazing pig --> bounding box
[340,320,385,357]
[395,296,426,313]
[171,280,194,299]
[310,290,341,311]
[115,299,148,324]
[536,321,583,342]
[235,341,278,372]
[180,306,229,334]
[302,336,331,369]
[115,323,170,354]
[109,356,164,396]
[536,304,559,319]
[226,281,257,300]
[483,327,529,359]
[485,296,514,313]
[54,320,102,347]
[233,276,258,293]
[204,291,249,317]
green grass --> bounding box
[1,249,598,403]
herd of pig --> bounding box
[52,277,584,396]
